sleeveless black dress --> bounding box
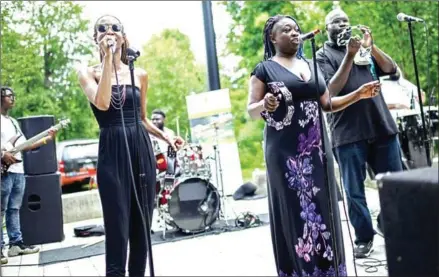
[90,84,157,277]
[251,60,347,276]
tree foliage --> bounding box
[337,0,438,100]
[221,1,438,178]
[1,1,98,140]
[137,29,208,139]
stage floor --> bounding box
[1,188,387,276]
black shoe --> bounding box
[354,241,374,259]
[1,249,8,265]
[8,241,40,257]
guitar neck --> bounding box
[10,123,62,154]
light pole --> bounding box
[202,0,221,91]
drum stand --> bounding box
[154,172,176,240]
[211,122,232,226]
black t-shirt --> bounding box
[316,41,398,148]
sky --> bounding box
[76,1,234,67]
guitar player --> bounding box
[0,86,57,265]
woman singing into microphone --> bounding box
[78,15,182,276]
[248,15,381,276]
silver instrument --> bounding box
[337,25,372,66]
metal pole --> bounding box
[176,116,180,137]
[407,21,432,166]
[201,0,221,91]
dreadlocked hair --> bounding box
[262,15,304,61]
[93,15,129,65]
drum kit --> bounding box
[151,126,228,238]
[396,105,438,169]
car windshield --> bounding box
[63,143,98,160]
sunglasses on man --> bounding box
[2,94,15,101]
[96,24,123,33]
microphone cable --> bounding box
[327,97,358,277]
[112,54,155,276]
[422,21,435,151]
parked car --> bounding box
[56,139,99,187]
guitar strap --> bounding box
[7,116,23,137]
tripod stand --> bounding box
[210,121,231,226]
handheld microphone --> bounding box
[107,39,116,53]
[299,29,321,42]
[397,13,424,23]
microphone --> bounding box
[127,47,141,58]
[299,29,321,42]
[397,13,424,23]
[107,39,116,53]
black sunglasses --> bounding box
[97,24,123,33]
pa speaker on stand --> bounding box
[17,115,64,245]
[377,166,439,277]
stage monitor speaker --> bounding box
[377,166,439,277]
[20,173,64,245]
[18,115,58,175]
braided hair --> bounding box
[93,15,129,65]
[262,15,304,61]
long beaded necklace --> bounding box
[110,84,126,110]
[110,66,127,110]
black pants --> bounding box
[98,175,155,277]
[334,135,403,244]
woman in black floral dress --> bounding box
[247,15,381,276]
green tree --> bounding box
[1,1,98,140]
[137,29,207,139]
[337,1,438,100]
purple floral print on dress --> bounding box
[284,100,334,268]
[279,263,347,276]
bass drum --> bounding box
[167,177,220,233]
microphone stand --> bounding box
[310,37,340,276]
[127,50,155,277]
[406,21,432,166]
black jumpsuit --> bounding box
[90,84,156,277]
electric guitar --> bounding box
[1,119,70,176]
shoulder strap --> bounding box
[7,117,22,136]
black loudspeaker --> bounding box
[18,115,58,175]
[377,166,439,277]
[20,173,64,245]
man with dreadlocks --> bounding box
[248,15,381,276]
